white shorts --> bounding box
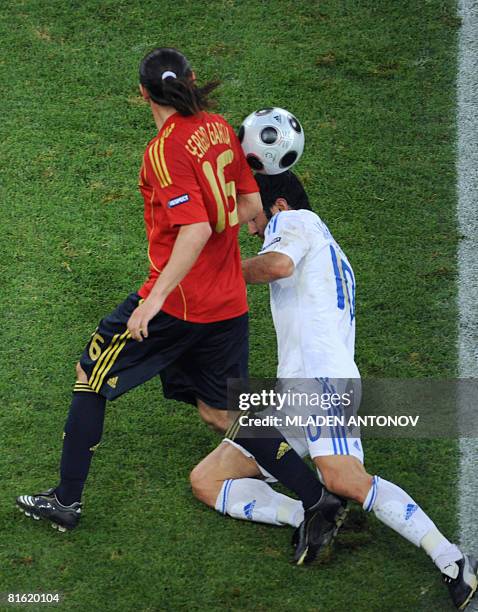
[276,376,364,463]
[292,424,364,463]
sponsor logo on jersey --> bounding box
[168,194,190,208]
[243,500,257,520]
[260,236,281,252]
[405,503,418,521]
[276,441,291,460]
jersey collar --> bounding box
[158,111,180,137]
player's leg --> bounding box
[222,414,350,558]
[314,454,371,502]
[197,399,231,433]
[16,293,142,530]
[16,362,107,531]
[307,427,462,571]
[313,452,477,609]
[55,364,107,505]
[360,469,476,608]
[314,452,463,571]
[229,380,352,535]
[52,294,145,509]
[16,294,206,530]
[61,367,104,495]
[190,440,303,527]
[180,314,329,511]
[174,315,336,527]
[231,423,328,510]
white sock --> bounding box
[215,478,304,527]
[421,528,463,577]
[364,476,462,574]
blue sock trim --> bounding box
[222,479,233,515]
[365,476,379,512]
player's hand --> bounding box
[127,296,163,342]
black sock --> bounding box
[234,425,323,510]
[56,389,106,506]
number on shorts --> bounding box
[89,333,105,361]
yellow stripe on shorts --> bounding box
[224,410,248,441]
[91,332,130,392]
[89,330,129,391]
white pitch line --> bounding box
[457,0,478,571]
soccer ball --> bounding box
[238,107,305,175]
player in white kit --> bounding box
[190,172,477,610]
[257,185,363,465]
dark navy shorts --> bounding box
[79,293,248,408]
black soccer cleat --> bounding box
[292,490,348,565]
[442,554,478,610]
[16,488,81,532]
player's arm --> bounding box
[128,222,212,341]
[244,213,309,284]
[128,137,212,341]
[148,221,212,301]
[242,252,294,284]
[237,192,262,225]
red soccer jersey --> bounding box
[138,111,258,323]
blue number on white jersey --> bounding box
[329,244,356,323]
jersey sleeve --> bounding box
[148,135,209,227]
[259,212,310,267]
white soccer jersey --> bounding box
[260,209,360,380]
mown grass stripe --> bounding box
[456,0,478,561]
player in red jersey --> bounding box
[16,47,261,531]
[135,103,251,323]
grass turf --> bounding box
[0,1,459,610]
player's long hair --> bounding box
[139,48,219,116]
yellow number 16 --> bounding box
[202,149,238,233]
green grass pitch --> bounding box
[0,1,460,610]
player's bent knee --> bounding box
[189,463,217,507]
